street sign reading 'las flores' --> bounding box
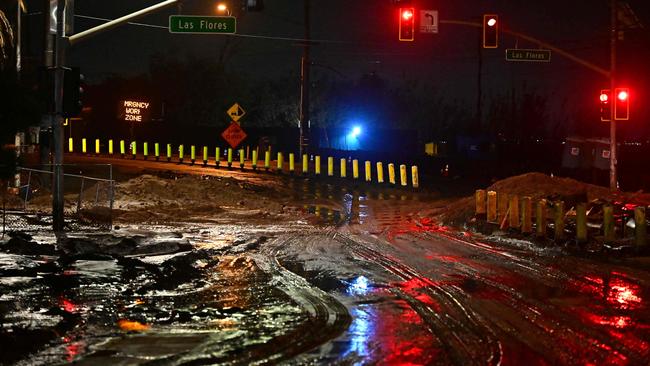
[169,15,236,34]
[506,48,552,62]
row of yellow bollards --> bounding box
[67,138,420,188]
[476,189,647,247]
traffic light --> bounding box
[614,88,629,120]
[399,7,415,42]
[600,89,611,122]
[62,67,83,118]
[483,14,498,48]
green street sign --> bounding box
[506,49,551,62]
[169,15,236,34]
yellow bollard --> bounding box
[68,138,73,153]
[521,197,533,234]
[399,164,407,186]
[411,166,419,188]
[109,139,114,155]
[328,157,334,177]
[388,163,396,185]
[555,201,565,241]
[340,158,347,178]
[227,148,233,168]
[264,150,271,170]
[536,199,547,237]
[487,191,497,223]
[576,203,587,243]
[95,139,100,155]
[155,143,160,160]
[215,147,221,167]
[252,150,258,170]
[365,161,372,182]
[178,144,184,163]
[376,162,384,183]
[131,141,136,159]
[509,195,520,228]
[239,149,245,169]
[352,159,359,179]
[143,142,148,160]
[475,189,487,215]
[315,156,321,175]
[120,140,125,157]
[82,138,87,154]
[603,205,614,243]
[203,146,208,165]
[277,152,283,172]
[289,153,295,173]
[190,145,196,165]
[166,144,172,162]
[302,154,308,175]
[636,207,647,247]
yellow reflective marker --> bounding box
[376,162,384,183]
[289,153,295,173]
[328,157,334,177]
[155,143,160,160]
[264,150,271,170]
[227,148,233,168]
[365,161,372,182]
[131,141,137,158]
[82,138,87,154]
[252,149,258,169]
[277,152,283,172]
[340,158,347,178]
[315,156,321,175]
[167,144,172,162]
[143,142,149,159]
[68,138,73,153]
[109,140,114,155]
[203,146,208,165]
[120,140,126,157]
[302,154,308,175]
[388,163,396,185]
[411,166,419,188]
[215,147,221,167]
[239,149,245,169]
[179,144,184,163]
[400,164,408,186]
[95,139,100,155]
[352,159,359,179]
[190,145,196,164]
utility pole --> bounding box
[476,27,483,132]
[298,0,311,156]
[52,0,66,231]
[609,0,618,190]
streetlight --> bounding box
[216,2,230,15]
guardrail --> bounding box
[68,138,421,189]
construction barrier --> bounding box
[190,145,196,165]
[302,154,308,175]
[215,147,221,167]
[143,142,149,160]
[315,156,321,175]
[252,150,258,170]
[399,164,407,186]
[155,143,160,160]
[264,150,270,171]
[352,159,359,179]
[95,139,100,155]
[68,138,73,153]
[411,166,419,188]
[179,144,184,163]
[120,140,125,157]
[377,162,384,183]
[289,153,295,173]
[82,138,87,154]
[340,158,347,178]
[167,144,172,162]
[277,152,283,172]
[227,148,233,168]
[388,163,396,185]
[131,141,136,159]
[203,146,208,165]
[365,161,372,182]
[109,139,114,155]
[239,149,245,169]
[328,157,334,177]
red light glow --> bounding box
[402,10,414,21]
[600,93,609,102]
[487,18,497,26]
[617,90,629,101]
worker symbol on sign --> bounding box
[227,103,246,123]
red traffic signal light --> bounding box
[614,88,629,120]
[399,7,415,42]
[483,14,498,48]
[600,89,611,122]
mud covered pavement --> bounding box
[2,171,650,365]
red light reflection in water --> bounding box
[62,337,83,362]
[386,218,451,241]
[59,297,78,313]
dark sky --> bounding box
[65,0,650,135]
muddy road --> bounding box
[2,164,650,365]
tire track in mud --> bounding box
[333,233,503,366]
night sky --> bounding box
[65,0,650,137]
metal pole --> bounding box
[299,0,311,157]
[16,0,21,75]
[52,0,66,230]
[476,26,483,131]
[609,0,618,190]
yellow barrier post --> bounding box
[340,158,347,178]
[203,146,208,166]
[475,189,487,216]
[68,138,73,153]
[536,199,547,237]
[95,139,100,155]
[352,159,359,179]
[143,142,149,160]
[576,203,587,243]
[178,144,184,163]
[108,139,114,155]
[554,201,565,241]
[239,149,245,169]
[328,157,334,177]
[388,163,396,185]
[636,207,647,248]
[365,161,372,182]
[509,195,520,229]
[120,140,125,158]
[603,204,614,243]
[252,149,258,170]
[399,164,407,186]
[215,147,221,167]
[521,197,533,234]
[411,166,419,188]
[315,156,321,175]
[289,153,295,174]
[277,152,283,173]
[154,143,160,161]
[131,141,136,159]
[227,148,233,168]
[487,191,497,223]
[190,145,196,165]
[302,154,308,175]
[166,144,172,162]
[376,162,384,183]
[264,150,271,171]
[82,138,87,154]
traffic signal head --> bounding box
[483,14,499,48]
[399,7,415,41]
[62,67,84,118]
[614,88,629,120]
[600,89,611,122]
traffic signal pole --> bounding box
[299,0,311,157]
[52,0,66,231]
[609,0,618,190]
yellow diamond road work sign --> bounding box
[227,103,246,122]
